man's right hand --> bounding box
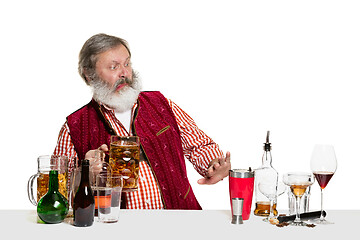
[85,144,109,174]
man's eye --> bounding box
[110,65,118,70]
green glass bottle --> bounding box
[37,170,69,224]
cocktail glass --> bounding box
[283,172,314,226]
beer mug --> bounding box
[27,155,69,206]
[109,136,140,192]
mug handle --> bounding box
[27,173,40,206]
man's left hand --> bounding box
[197,151,231,185]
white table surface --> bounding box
[1,209,358,239]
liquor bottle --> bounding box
[254,131,279,216]
[73,159,95,227]
[37,170,69,224]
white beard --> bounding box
[91,72,142,113]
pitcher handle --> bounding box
[27,173,40,206]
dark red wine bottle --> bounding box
[73,159,95,227]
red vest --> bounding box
[67,91,201,210]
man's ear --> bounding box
[83,68,92,85]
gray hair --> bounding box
[78,33,131,85]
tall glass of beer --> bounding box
[109,136,140,192]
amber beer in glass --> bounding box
[28,155,69,206]
[37,172,68,201]
[109,136,140,192]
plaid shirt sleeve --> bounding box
[168,99,224,177]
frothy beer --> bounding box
[109,137,140,192]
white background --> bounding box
[0,0,359,211]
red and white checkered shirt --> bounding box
[54,98,223,209]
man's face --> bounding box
[94,44,133,92]
[88,44,142,112]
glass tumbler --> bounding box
[96,174,123,223]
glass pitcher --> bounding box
[27,155,69,206]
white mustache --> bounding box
[113,78,133,92]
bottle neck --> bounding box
[262,150,273,167]
[48,170,59,192]
[80,161,90,186]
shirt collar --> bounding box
[95,99,138,115]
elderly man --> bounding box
[54,33,231,209]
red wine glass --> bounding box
[310,144,337,224]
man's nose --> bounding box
[118,65,130,79]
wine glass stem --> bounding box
[320,188,325,221]
[295,196,301,223]
[269,199,275,219]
